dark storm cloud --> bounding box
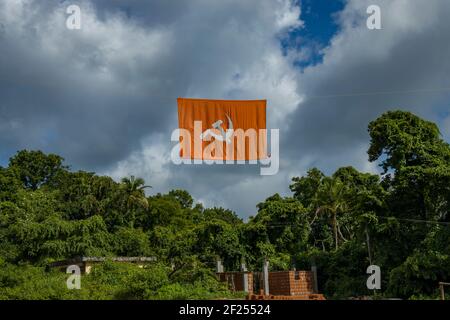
[0,0,302,216]
[283,0,450,174]
[0,0,179,168]
[2,0,450,217]
[0,0,301,172]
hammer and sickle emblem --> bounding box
[200,114,234,144]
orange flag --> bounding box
[177,98,267,161]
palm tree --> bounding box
[315,178,348,250]
[120,176,151,227]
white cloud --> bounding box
[274,0,304,31]
[3,0,450,217]
[94,0,304,215]
[104,134,172,194]
[285,0,450,183]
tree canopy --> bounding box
[0,110,449,299]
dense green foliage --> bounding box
[0,111,449,299]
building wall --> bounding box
[217,272,253,294]
[217,270,316,296]
[268,271,314,296]
[84,262,92,274]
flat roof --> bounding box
[49,256,157,267]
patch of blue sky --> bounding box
[281,0,345,69]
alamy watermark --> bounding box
[66,265,81,289]
[66,4,81,30]
[366,265,381,290]
[170,121,279,176]
[367,5,381,30]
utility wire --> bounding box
[376,216,450,226]
[4,76,450,100]
[258,216,450,227]
[305,87,450,99]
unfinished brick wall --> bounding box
[217,272,253,294]
[268,271,314,296]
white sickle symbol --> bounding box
[200,114,234,144]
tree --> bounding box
[315,178,349,251]
[366,111,450,297]
[168,190,194,209]
[2,112,450,301]
[9,150,67,190]
[368,110,450,225]
[368,110,450,173]
[290,168,325,209]
[121,176,151,208]
[202,207,242,226]
[194,219,243,270]
[54,171,118,220]
[113,227,152,256]
[0,167,22,202]
[243,194,311,269]
[119,176,151,227]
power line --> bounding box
[257,216,450,227]
[4,75,450,100]
[377,216,450,226]
[306,87,450,99]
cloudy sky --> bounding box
[1,0,450,218]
